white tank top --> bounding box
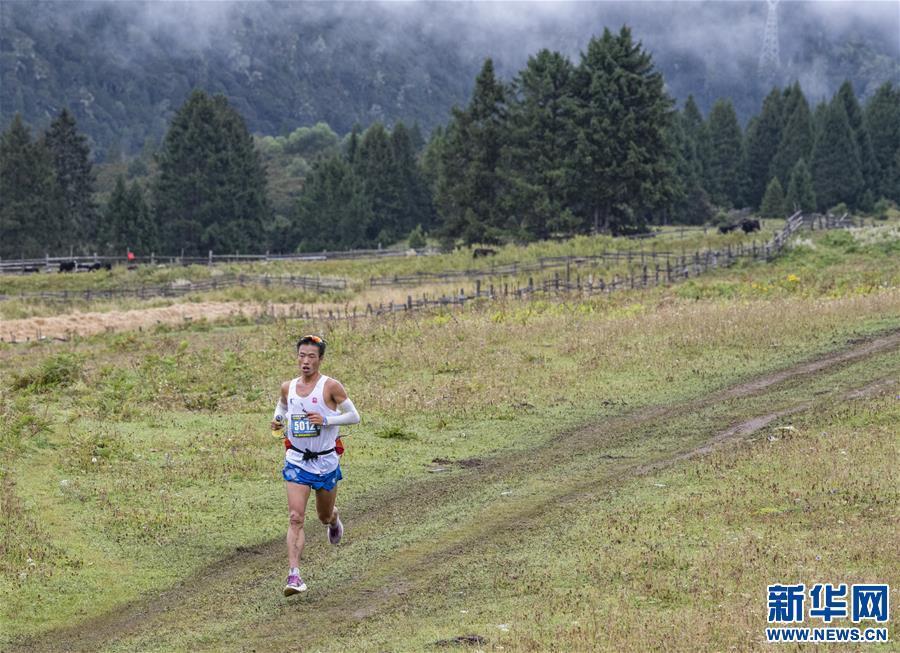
[285,374,341,474]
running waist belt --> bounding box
[287,443,336,461]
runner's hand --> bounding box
[270,419,284,431]
[305,411,324,426]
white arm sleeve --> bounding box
[325,398,360,427]
[273,397,288,421]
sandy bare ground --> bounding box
[7,327,900,653]
[0,301,298,342]
[0,281,481,342]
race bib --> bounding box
[290,413,319,437]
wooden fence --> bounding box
[0,246,436,275]
[0,211,856,332]
[0,273,347,303]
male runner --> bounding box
[271,334,361,595]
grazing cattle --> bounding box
[86,262,112,271]
[740,218,761,233]
[58,261,76,273]
[472,248,498,259]
[718,223,739,234]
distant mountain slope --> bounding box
[2,1,897,161]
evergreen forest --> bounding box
[2,27,899,258]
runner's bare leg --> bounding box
[315,486,339,526]
[286,482,312,568]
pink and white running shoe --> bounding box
[283,573,307,596]
[328,516,344,545]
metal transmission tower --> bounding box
[759,0,781,81]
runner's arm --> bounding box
[324,380,360,427]
[271,381,289,429]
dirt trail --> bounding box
[7,329,900,653]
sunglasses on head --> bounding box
[302,335,324,344]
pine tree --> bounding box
[100,176,157,255]
[292,155,372,251]
[434,59,508,244]
[889,146,900,204]
[681,95,710,185]
[0,115,63,258]
[759,177,786,218]
[390,122,435,234]
[705,99,744,208]
[836,81,876,204]
[125,181,157,255]
[501,49,578,239]
[744,88,784,208]
[667,111,712,225]
[770,83,813,188]
[355,122,404,244]
[811,98,863,211]
[99,175,128,254]
[154,90,270,255]
[785,158,816,213]
[569,27,677,234]
[43,108,97,251]
[864,83,900,200]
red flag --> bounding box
[127,251,135,261]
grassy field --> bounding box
[1,219,898,651]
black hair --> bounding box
[296,335,326,357]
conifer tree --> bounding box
[100,176,158,255]
[355,122,404,244]
[785,158,816,213]
[434,59,508,244]
[667,111,712,224]
[99,175,128,254]
[501,49,578,239]
[390,122,435,233]
[292,155,372,251]
[154,90,270,255]
[681,96,710,187]
[705,99,744,207]
[759,177,786,218]
[836,81,876,205]
[0,115,63,258]
[744,88,784,208]
[811,99,863,211]
[43,108,97,250]
[569,27,676,233]
[770,83,813,188]
[864,82,900,200]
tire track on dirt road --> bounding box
[8,327,900,653]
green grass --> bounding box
[1,219,899,650]
[0,221,787,296]
[328,377,899,652]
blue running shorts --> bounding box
[282,460,343,491]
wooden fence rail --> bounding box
[0,273,347,303]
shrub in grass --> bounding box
[376,426,418,441]
[11,353,83,391]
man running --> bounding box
[271,334,361,595]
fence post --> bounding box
[476,279,481,297]
[208,250,213,265]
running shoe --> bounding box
[328,516,344,545]
[283,573,307,596]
